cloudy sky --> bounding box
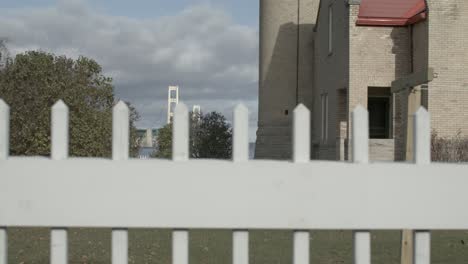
[0,0,260,141]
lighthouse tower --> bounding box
[255,0,318,159]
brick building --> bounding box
[255,0,468,161]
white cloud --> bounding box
[0,0,259,141]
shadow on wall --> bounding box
[256,22,315,160]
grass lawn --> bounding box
[7,229,468,263]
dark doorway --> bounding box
[368,97,391,139]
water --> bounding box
[138,147,154,159]
[138,144,256,159]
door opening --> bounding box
[368,87,392,139]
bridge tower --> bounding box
[192,105,201,123]
[167,86,179,124]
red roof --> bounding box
[356,0,427,26]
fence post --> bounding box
[112,101,129,264]
[351,106,371,264]
[413,107,431,264]
[233,104,249,162]
[50,100,69,264]
[0,99,9,264]
[292,104,310,264]
[172,103,189,264]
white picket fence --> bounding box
[1,99,468,264]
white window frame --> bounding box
[321,94,329,143]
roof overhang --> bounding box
[356,0,427,27]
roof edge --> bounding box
[356,11,427,27]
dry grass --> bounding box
[432,132,468,162]
[7,229,468,264]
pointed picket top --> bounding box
[51,100,69,160]
[352,105,369,163]
[234,103,248,117]
[0,98,8,111]
[293,104,310,163]
[353,105,368,117]
[233,103,249,162]
[52,100,68,111]
[174,102,188,116]
[173,102,189,161]
[415,106,430,119]
[0,99,9,117]
[114,100,130,114]
[113,101,130,161]
[414,106,431,165]
[294,104,310,115]
[0,98,10,160]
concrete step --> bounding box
[370,139,395,161]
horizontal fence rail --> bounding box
[1,99,467,264]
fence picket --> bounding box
[351,106,371,264]
[173,230,189,264]
[113,101,130,161]
[413,107,431,264]
[293,231,309,264]
[0,99,7,264]
[112,229,128,264]
[353,231,371,264]
[112,101,129,264]
[50,101,69,264]
[51,100,69,161]
[51,229,67,264]
[293,104,310,163]
[233,104,249,162]
[172,103,189,264]
[414,231,430,264]
[233,231,249,264]
[292,105,311,263]
[414,107,431,165]
[173,103,189,161]
[0,228,6,264]
[352,105,369,163]
[232,105,250,262]
[0,99,9,160]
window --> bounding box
[328,4,333,54]
[321,94,329,142]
